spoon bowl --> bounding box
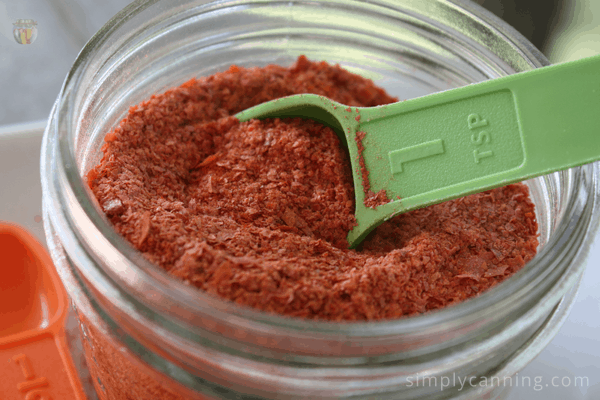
[0,230,53,337]
[236,54,600,247]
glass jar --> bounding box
[40,0,600,399]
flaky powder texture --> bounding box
[88,56,539,321]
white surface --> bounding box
[0,121,46,240]
[1,122,599,399]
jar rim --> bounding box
[44,0,597,344]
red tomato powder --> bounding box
[87,56,539,321]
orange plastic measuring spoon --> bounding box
[0,222,86,399]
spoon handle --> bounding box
[0,223,86,399]
[0,328,87,399]
[349,55,600,245]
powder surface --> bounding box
[88,56,539,321]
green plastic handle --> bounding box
[236,55,600,247]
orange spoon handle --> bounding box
[0,223,87,399]
[0,328,87,399]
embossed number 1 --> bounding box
[389,139,445,175]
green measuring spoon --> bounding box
[236,54,600,248]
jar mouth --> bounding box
[44,0,596,351]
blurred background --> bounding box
[1,0,600,126]
[1,1,599,399]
